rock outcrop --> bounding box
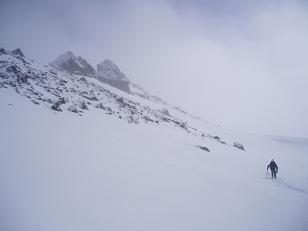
[12,48,24,57]
[234,142,245,151]
[51,51,95,77]
[96,59,130,93]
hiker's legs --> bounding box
[271,171,276,179]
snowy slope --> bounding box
[1,48,308,231]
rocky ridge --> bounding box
[0,47,245,151]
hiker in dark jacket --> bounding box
[267,159,278,178]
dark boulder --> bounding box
[180,122,188,130]
[159,108,170,117]
[79,77,87,83]
[67,105,78,113]
[212,136,220,140]
[51,98,66,111]
[143,115,154,122]
[95,102,106,109]
[0,47,6,55]
[234,142,245,151]
[197,145,210,152]
[80,101,88,110]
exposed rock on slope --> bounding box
[11,48,24,57]
[0,46,249,154]
[0,47,6,55]
[234,142,245,151]
[50,52,188,115]
[0,48,195,133]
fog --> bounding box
[1,0,308,138]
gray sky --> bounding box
[1,0,308,138]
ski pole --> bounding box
[266,169,268,178]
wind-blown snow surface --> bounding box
[1,88,308,231]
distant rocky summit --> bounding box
[50,51,95,77]
[49,50,189,117]
[0,47,190,131]
[96,59,130,93]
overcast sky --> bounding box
[1,0,308,138]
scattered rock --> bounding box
[60,79,67,84]
[12,48,24,57]
[0,47,6,55]
[81,94,98,101]
[180,122,188,130]
[67,104,78,113]
[143,115,154,122]
[197,145,210,152]
[212,136,220,140]
[6,65,20,74]
[80,101,88,110]
[209,135,227,145]
[95,102,106,109]
[51,98,66,111]
[18,74,29,84]
[31,100,39,105]
[234,142,245,151]
[158,108,170,117]
[79,77,87,83]
[116,97,125,104]
[127,115,139,124]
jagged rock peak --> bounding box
[96,59,130,93]
[12,48,24,57]
[97,59,128,81]
[51,51,95,77]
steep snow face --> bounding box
[96,59,130,93]
[51,51,95,77]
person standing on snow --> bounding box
[267,159,278,178]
